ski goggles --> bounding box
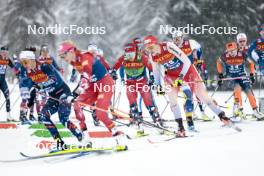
[238,40,246,43]
[144,43,156,52]
[59,48,73,59]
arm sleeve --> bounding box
[216,56,224,74]
[81,55,93,83]
[98,55,111,70]
[149,54,162,85]
[142,54,153,72]
[8,58,14,68]
[51,57,62,71]
[166,42,191,76]
[190,40,201,63]
[112,56,124,71]
[119,66,125,79]
[189,39,201,50]
[248,41,259,62]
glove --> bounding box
[173,74,184,87]
[72,86,85,98]
[156,85,165,95]
[109,69,118,80]
[20,87,30,99]
[60,94,75,104]
[250,73,255,85]
[195,60,202,71]
[204,70,209,86]
[66,96,75,103]
[218,73,224,87]
[148,72,155,86]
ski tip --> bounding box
[19,152,29,158]
[147,139,154,144]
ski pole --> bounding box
[160,95,170,118]
[111,81,116,110]
[224,93,234,104]
[82,107,131,127]
[39,93,131,120]
[0,79,18,111]
[183,74,264,84]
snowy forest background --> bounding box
[0,0,263,86]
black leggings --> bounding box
[0,79,10,112]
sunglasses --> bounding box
[59,51,70,59]
[59,47,74,59]
[145,44,155,51]
[238,40,246,43]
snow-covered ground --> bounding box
[0,82,264,176]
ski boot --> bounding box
[19,109,31,125]
[29,113,37,121]
[55,137,67,151]
[253,109,264,121]
[6,112,15,122]
[77,131,92,148]
[111,127,126,146]
[201,112,212,121]
[218,112,232,126]
[92,109,100,126]
[186,116,199,132]
[231,107,244,122]
[176,128,186,137]
[148,106,163,126]
[129,103,141,125]
[136,127,145,137]
[175,118,186,137]
[20,115,31,125]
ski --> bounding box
[20,145,128,159]
[0,145,128,163]
[221,123,242,132]
[147,135,194,144]
[125,133,150,140]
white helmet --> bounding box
[236,33,247,42]
[172,30,183,40]
[87,44,99,53]
[19,50,35,60]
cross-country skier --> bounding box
[143,35,235,137]
[231,33,255,119]
[172,31,211,124]
[38,44,64,74]
[112,42,163,135]
[28,44,65,121]
[14,47,39,124]
[248,24,264,74]
[85,44,109,127]
[217,42,264,120]
[118,38,154,120]
[0,46,17,121]
[58,41,123,138]
[19,50,89,149]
